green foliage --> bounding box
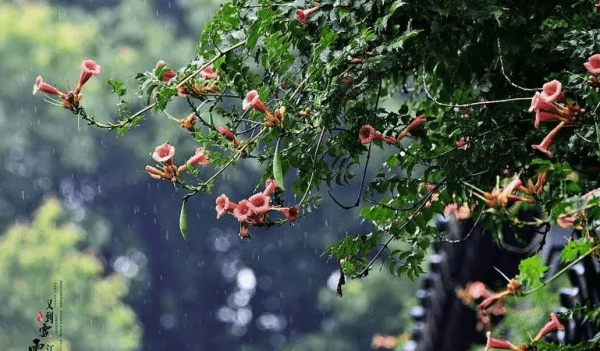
[517,255,548,289]
[561,237,593,262]
[0,199,141,351]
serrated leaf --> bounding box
[273,140,285,191]
[179,198,189,243]
[107,78,127,97]
[561,238,591,262]
[518,256,548,287]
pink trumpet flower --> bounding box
[358,125,384,144]
[243,90,270,116]
[152,143,175,164]
[186,147,210,167]
[540,80,565,104]
[216,194,238,219]
[234,199,255,222]
[532,313,565,342]
[484,331,520,351]
[295,6,320,25]
[534,110,564,130]
[263,179,279,196]
[584,54,600,75]
[33,76,65,97]
[248,193,270,215]
[200,67,218,79]
[397,115,427,139]
[218,125,235,141]
[532,121,565,158]
[282,206,300,221]
[76,59,101,93]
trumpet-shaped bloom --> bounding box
[248,193,270,215]
[295,6,320,25]
[76,60,101,92]
[281,206,300,221]
[243,90,269,116]
[584,54,600,75]
[233,199,255,222]
[187,147,209,167]
[200,67,218,79]
[534,110,564,130]
[216,194,237,218]
[218,125,236,142]
[540,80,565,103]
[529,92,557,113]
[533,313,565,342]
[263,179,279,196]
[33,76,65,97]
[359,125,384,144]
[398,115,427,139]
[152,143,175,163]
[532,122,565,158]
[484,331,519,351]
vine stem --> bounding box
[421,66,532,107]
[79,40,247,130]
[358,177,447,277]
[522,246,599,296]
[299,127,325,207]
[203,127,265,186]
[496,38,538,92]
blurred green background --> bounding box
[0,0,418,350]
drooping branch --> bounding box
[77,40,247,131]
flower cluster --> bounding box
[145,143,209,181]
[215,180,300,239]
[358,115,427,145]
[33,60,101,112]
[470,174,539,210]
[529,80,584,158]
[456,281,505,331]
[243,90,286,127]
[177,66,220,98]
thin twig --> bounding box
[442,210,483,243]
[496,38,538,92]
[328,142,371,210]
[421,67,532,108]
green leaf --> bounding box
[561,238,592,262]
[517,256,548,287]
[179,198,189,243]
[273,139,285,191]
[107,78,127,97]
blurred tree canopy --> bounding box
[0,198,141,351]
